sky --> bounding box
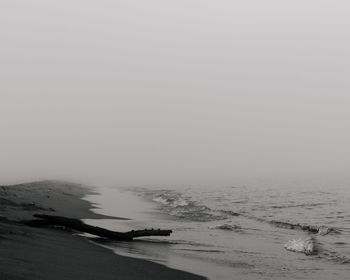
[0,1,350,186]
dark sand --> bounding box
[0,181,205,280]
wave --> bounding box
[209,223,242,231]
[133,188,339,236]
[269,220,337,235]
[145,190,249,222]
[219,211,337,236]
[284,237,316,255]
[284,238,350,264]
[270,202,328,209]
[219,210,241,216]
[152,193,189,207]
[149,190,226,222]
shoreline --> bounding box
[0,180,206,280]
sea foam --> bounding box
[284,238,315,255]
[209,223,242,231]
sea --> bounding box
[84,180,350,280]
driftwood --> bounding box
[23,214,172,241]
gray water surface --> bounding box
[84,182,350,280]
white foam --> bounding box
[152,195,188,207]
[284,238,315,255]
[318,226,332,235]
[209,223,241,231]
[152,196,169,205]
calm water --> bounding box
[84,182,350,280]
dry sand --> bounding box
[0,181,205,280]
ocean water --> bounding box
[84,182,350,280]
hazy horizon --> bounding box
[1,1,350,186]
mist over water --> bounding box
[1,0,350,186]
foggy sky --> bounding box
[1,1,350,186]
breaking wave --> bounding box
[269,220,337,235]
[284,237,316,255]
[209,223,242,232]
[149,190,225,221]
[284,238,350,264]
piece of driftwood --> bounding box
[23,214,172,241]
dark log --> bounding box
[22,214,172,241]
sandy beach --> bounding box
[0,181,205,280]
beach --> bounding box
[0,181,205,280]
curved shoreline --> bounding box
[0,180,206,280]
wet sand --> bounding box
[0,181,205,280]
